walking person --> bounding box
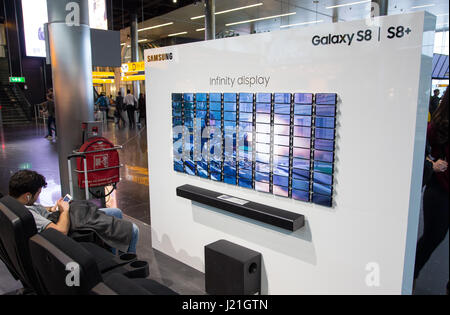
[124,89,137,128]
[95,92,109,124]
[429,89,441,117]
[414,87,449,293]
[115,91,126,128]
[138,93,146,128]
[43,89,56,140]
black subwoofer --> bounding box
[205,240,261,295]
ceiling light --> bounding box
[226,12,296,27]
[191,15,204,20]
[280,20,323,28]
[138,22,174,32]
[168,31,188,37]
[196,28,206,32]
[411,4,435,9]
[326,0,370,9]
[191,3,263,20]
[138,39,148,43]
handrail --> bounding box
[34,102,47,126]
[10,84,34,121]
[73,145,123,155]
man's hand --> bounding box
[433,159,448,173]
[48,204,58,212]
[45,198,71,235]
[56,198,70,213]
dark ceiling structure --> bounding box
[109,0,198,31]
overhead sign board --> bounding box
[121,62,145,74]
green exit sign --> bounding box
[9,77,26,83]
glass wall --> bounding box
[432,31,449,98]
[434,30,449,55]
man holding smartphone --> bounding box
[8,170,139,254]
[8,174,71,235]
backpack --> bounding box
[99,96,108,110]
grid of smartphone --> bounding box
[172,92,337,207]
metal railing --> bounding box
[34,102,47,126]
[10,84,34,121]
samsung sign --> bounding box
[147,53,174,62]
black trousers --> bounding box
[138,112,146,125]
[126,108,135,127]
[414,176,449,279]
[116,110,126,126]
[47,116,56,137]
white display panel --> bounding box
[21,0,107,57]
[21,0,48,57]
[145,12,435,294]
[89,0,108,31]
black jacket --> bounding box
[115,95,124,111]
[50,201,132,252]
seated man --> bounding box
[8,170,139,254]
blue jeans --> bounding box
[98,208,139,254]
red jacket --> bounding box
[428,123,449,192]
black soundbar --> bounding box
[176,184,305,232]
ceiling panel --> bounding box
[120,0,449,44]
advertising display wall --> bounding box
[21,0,49,58]
[145,12,435,294]
[21,0,108,57]
[171,92,338,207]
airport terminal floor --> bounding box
[0,122,205,295]
[0,121,448,295]
[1,0,449,299]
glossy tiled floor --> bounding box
[0,121,204,295]
[0,121,447,295]
[0,122,151,223]
[103,123,151,224]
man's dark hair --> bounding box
[127,90,131,94]
[9,170,47,198]
[434,89,440,94]
[118,91,122,96]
